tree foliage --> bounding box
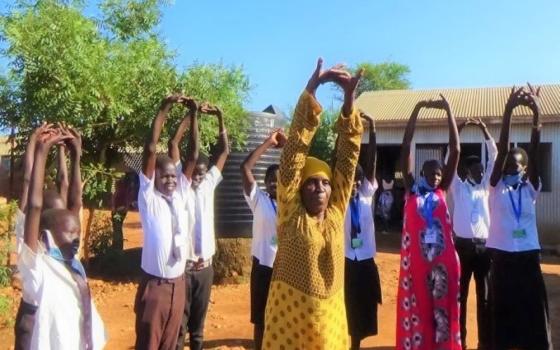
[311,61,410,161]
[0,0,251,206]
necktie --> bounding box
[162,195,182,261]
[194,191,203,257]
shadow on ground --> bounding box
[201,338,253,349]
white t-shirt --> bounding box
[451,138,497,239]
[18,243,107,350]
[185,166,222,261]
[244,182,277,268]
[138,168,192,278]
[344,178,378,260]
[486,180,542,252]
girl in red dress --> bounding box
[396,96,462,350]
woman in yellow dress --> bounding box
[262,59,363,350]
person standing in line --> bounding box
[450,117,497,350]
[134,94,196,350]
[19,125,107,349]
[377,174,394,234]
[175,102,229,350]
[240,129,286,350]
[486,85,552,350]
[344,111,383,350]
[396,95,462,350]
[262,59,363,350]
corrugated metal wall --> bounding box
[375,124,560,246]
[215,111,285,238]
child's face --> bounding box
[422,162,443,188]
[192,163,208,190]
[51,214,81,260]
[265,170,278,200]
[155,162,177,196]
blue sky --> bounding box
[158,0,560,113]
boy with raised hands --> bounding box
[176,102,229,350]
[19,125,106,349]
[134,94,198,350]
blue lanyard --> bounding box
[350,194,361,239]
[506,184,523,225]
[422,192,436,228]
[270,197,277,214]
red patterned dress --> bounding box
[396,188,461,350]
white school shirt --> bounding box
[450,138,498,239]
[138,167,192,278]
[486,180,542,252]
[15,208,25,255]
[344,178,378,260]
[185,166,222,261]
[244,182,277,268]
[18,243,107,350]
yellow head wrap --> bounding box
[301,156,332,184]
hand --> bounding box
[473,117,488,130]
[526,83,542,118]
[31,122,55,141]
[423,94,451,111]
[505,86,540,115]
[182,97,198,112]
[162,93,186,107]
[305,58,355,95]
[199,103,222,116]
[64,125,82,156]
[359,110,375,126]
[37,128,73,151]
[267,129,287,148]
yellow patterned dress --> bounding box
[262,90,363,350]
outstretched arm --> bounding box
[168,109,192,164]
[361,112,377,183]
[182,99,199,180]
[490,87,522,187]
[201,104,229,172]
[20,124,51,212]
[142,94,183,178]
[64,127,83,214]
[25,129,72,252]
[526,84,542,188]
[329,68,364,213]
[440,96,460,190]
[56,145,69,207]
[400,103,423,192]
[241,129,286,195]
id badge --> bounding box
[512,228,527,239]
[271,235,278,246]
[351,238,363,249]
[423,227,438,244]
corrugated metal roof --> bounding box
[355,85,560,124]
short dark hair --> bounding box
[155,155,174,170]
[264,164,279,183]
[464,155,482,169]
[422,159,443,173]
[509,147,529,166]
[40,208,78,232]
[196,153,210,167]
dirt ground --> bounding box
[1,212,559,350]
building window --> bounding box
[516,143,552,192]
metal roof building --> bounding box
[355,85,560,248]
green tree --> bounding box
[311,61,411,162]
[0,0,251,256]
[355,61,411,97]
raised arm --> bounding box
[490,87,522,187]
[526,84,542,188]
[360,111,377,183]
[168,103,193,164]
[400,102,424,192]
[182,99,199,180]
[142,94,184,178]
[439,95,460,190]
[55,144,69,207]
[20,123,51,212]
[200,103,229,172]
[64,127,83,214]
[329,68,364,212]
[24,129,72,252]
[241,129,286,196]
